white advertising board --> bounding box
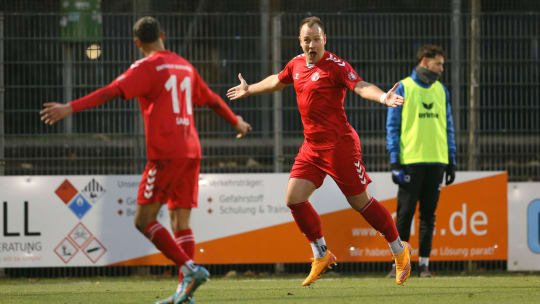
[507,182,540,271]
[0,172,505,267]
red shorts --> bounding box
[290,136,372,197]
[137,158,200,210]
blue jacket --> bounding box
[386,69,457,166]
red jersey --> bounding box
[278,51,363,149]
[114,50,221,160]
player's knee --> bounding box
[133,218,144,233]
[285,191,310,205]
[133,214,151,233]
[286,197,304,205]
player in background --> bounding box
[227,16,411,286]
[40,16,251,304]
[386,44,456,278]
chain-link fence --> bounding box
[1,11,539,180]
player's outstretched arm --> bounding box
[206,93,253,139]
[226,73,287,100]
[40,102,73,125]
[353,81,404,108]
[233,115,252,139]
[40,82,122,125]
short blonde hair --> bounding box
[299,16,325,34]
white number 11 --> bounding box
[165,75,192,115]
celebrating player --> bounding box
[227,16,411,286]
[40,16,251,304]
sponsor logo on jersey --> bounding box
[419,101,439,118]
[422,102,434,110]
[419,112,439,119]
[155,64,192,72]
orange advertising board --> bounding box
[323,173,508,262]
[113,173,507,265]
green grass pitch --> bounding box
[1,273,540,303]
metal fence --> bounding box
[1,12,539,180]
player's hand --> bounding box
[234,115,252,139]
[385,82,404,108]
[40,102,73,125]
[391,163,410,185]
[226,73,250,100]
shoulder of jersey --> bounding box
[326,52,348,67]
[292,53,305,61]
[129,56,153,70]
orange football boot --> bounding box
[301,250,337,286]
[394,241,412,285]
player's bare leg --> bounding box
[134,202,162,232]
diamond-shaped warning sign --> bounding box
[82,238,106,264]
[68,222,93,248]
[81,178,106,204]
[55,179,78,204]
[68,194,92,219]
[54,237,78,264]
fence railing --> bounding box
[0,12,538,181]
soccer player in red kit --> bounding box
[227,16,411,286]
[40,16,251,304]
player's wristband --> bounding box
[379,93,387,105]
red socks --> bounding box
[175,229,195,259]
[143,221,190,268]
[288,198,398,248]
[288,201,323,242]
[360,197,399,242]
[174,229,195,283]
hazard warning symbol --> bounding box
[54,222,107,264]
[82,238,107,264]
[54,237,78,264]
[68,222,93,248]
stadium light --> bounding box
[86,44,101,60]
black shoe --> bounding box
[419,264,432,278]
[386,263,396,278]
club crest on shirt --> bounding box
[348,72,357,81]
[311,72,320,81]
[294,73,299,80]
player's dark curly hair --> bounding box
[416,44,446,65]
[133,16,161,43]
[299,16,325,34]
